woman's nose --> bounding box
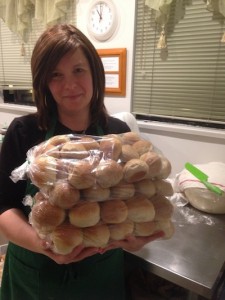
[64,76,77,89]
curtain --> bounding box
[0,0,76,88]
[0,0,73,43]
[132,0,225,126]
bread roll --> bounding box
[120,144,139,162]
[31,200,66,233]
[30,155,57,188]
[135,179,156,198]
[110,181,135,199]
[80,136,100,151]
[83,224,110,248]
[140,152,162,179]
[121,132,141,145]
[123,159,149,183]
[134,221,156,237]
[126,195,155,222]
[99,135,122,161]
[149,195,173,221]
[69,202,100,228]
[60,141,89,159]
[156,156,172,179]
[109,220,134,240]
[154,219,174,239]
[34,135,69,157]
[48,181,80,209]
[132,140,153,156]
[82,184,110,202]
[100,200,128,224]
[47,135,70,147]
[154,179,174,196]
[33,191,48,203]
[68,160,96,189]
[96,160,123,188]
[50,222,83,255]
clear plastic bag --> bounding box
[11,132,174,254]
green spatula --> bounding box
[185,162,223,196]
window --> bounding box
[132,0,225,128]
[0,1,76,89]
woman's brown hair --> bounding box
[31,24,108,130]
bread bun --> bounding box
[30,155,57,188]
[132,140,153,156]
[121,132,141,145]
[109,220,134,240]
[48,181,80,209]
[120,144,139,162]
[80,136,100,151]
[100,200,128,224]
[68,160,95,189]
[140,152,162,179]
[156,156,172,179]
[69,202,100,228]
[50,222,83,255]
[60,141,89,159]
[47,135,70,147]
[154,219,174,239]
[135,179,156,198]
[154,179,174,196]
[34,135,69,157]
[149,195,173,221]
[31,201,66,233]
[134,221,156,237]
[123,159,149,183]
[110,181,135,199]
[96,160,123,188]
[99,135,122,161]
[83,224,110,248]
[126,195,155,222]
[82,184,110,202]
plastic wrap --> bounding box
[173,162,225,214]
[11,132,174,254]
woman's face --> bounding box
[48,48,93,116]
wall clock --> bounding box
[87,0,119,42]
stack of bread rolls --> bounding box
[26,132,174,255]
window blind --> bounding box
[0,1,76,89]
[132,0,225,125]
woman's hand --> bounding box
[41,243,100,264]
[101,231,165,254]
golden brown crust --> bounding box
[149,195,174,221]
[96,160,123,188]
[100,200,128,224]
[83,224,110,248]
[123,159,149,183]
[48,181,80,209]
[126,195,155,222]
[69,202,100,228]
[68,160,96,189]
[50,222,83,255]
[109,220,134,240]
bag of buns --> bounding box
[11,132,174,254]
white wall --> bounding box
[76,0,135,114]
[0,0,225,178]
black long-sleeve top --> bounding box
[0,114,130,216]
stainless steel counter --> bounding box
[125,201,225,299]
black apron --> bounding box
[0,119,126,300]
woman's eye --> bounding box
[74,68,84,74]
[51,72,62,79]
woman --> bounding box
[0,24,163,300]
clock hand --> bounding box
[97,4,103,22]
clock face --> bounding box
[88,0,118,41]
